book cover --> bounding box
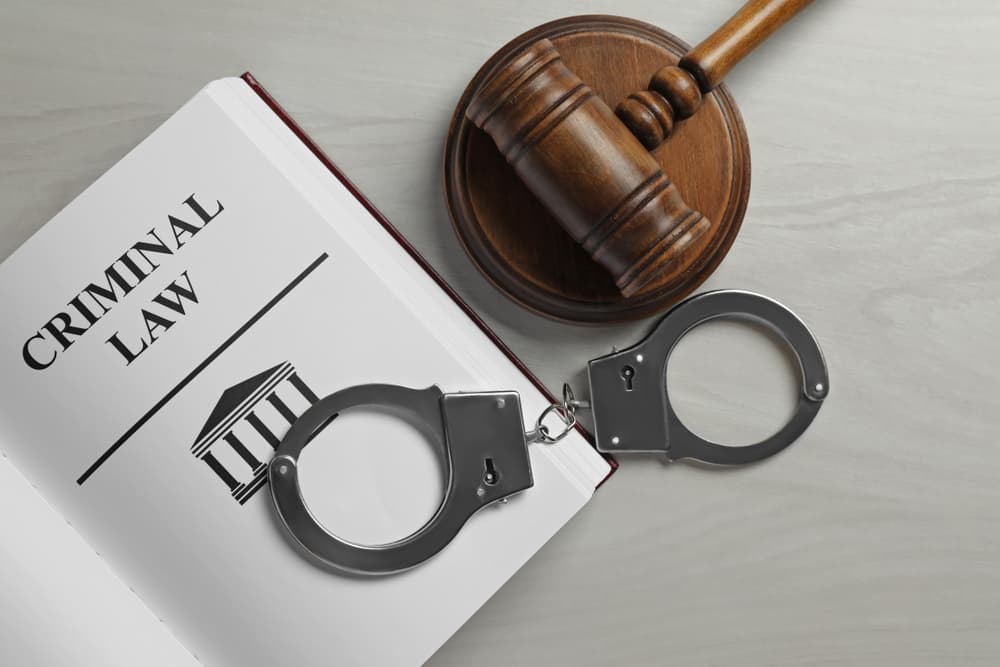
[0,76,611,666]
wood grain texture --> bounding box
[619,0,814,149]
[465,33,712,300]
[681,0,815,92]
[447,17,750,322]
[2,1,1000,665]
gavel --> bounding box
[467,0,813,297]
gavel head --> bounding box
[467,39,710,298]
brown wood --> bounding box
[444,15,750,323]
[683,0,814,91]
[619,0,814,149]
[466,39,708,298]
[447,3,812,315]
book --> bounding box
[0,74,612,666]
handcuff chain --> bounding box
[527,383,589,445]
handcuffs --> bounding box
[268,290,829,575]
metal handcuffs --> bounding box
[268,290,829,575]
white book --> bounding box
[0,75,611,666]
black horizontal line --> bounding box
[76,253,329,485]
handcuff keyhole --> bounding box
[483,457,500,486]
[621,365,635,391]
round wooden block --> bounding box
[444,15,750,324]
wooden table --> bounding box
[2,0,998,664]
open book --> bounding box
[0,75,612,666]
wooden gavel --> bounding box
[468,0,813,297]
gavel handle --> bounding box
[617,0,814,149]
[681,0,815,92]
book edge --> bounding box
[238,71,618,488]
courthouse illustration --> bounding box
[191,362,318,504]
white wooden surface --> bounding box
[2,0,999,664]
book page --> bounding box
[0,453,198,667]
[0,78,609,666]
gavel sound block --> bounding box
[444,4,811,323]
